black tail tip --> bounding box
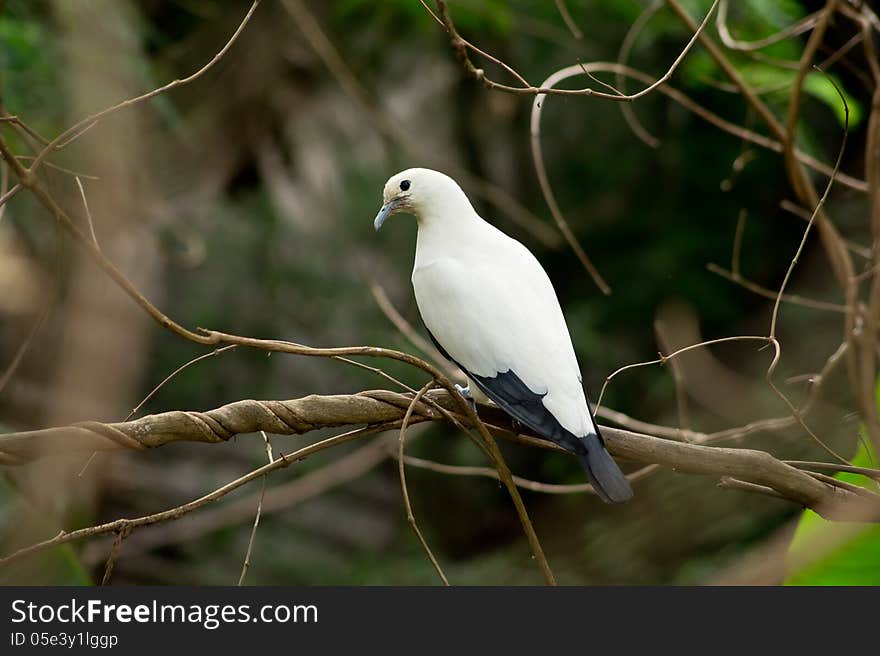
[578,438,633,504]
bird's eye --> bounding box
[400,179,411,191]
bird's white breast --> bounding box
[412,218,594,437]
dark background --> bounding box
[0,0,871,585]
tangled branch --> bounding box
[429,0,720,101]
[2,0,880,586]
[0,389,871,533]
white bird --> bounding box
[374,168,632,503]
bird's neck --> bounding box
[414,205,487,261]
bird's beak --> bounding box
[374,196,406,231]
[373,201,394,231]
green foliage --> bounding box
[0,477,92,585]
[44,546,95,586]
[785,440,880,586]
[802,73,862,128]
[742,0,807,35]
[0,9,63,127]
[734,63,862,129]
[3,0,870,586]
[329,0,516,38]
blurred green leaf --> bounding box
[0,12,63,126]
[785,440,880,585]
[55,545,95,586]
[803,73,862,129]
[743,0,807,31]
[733,64,861,129]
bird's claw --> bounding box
[455,383,477,413]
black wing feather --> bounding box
[427,327,577,448]
[470,371,578,451]
[426,327,632,503]
[426,327,454,362]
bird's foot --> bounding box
[455,383,477,413]
[511,417,524,432]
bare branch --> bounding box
[398,381,449,585]
[707,263,847,313]
[529,68,613,295]
[115,437,394,558]
[0,133,216,345]
[74,177,100,250]
[237,432,273,586]
[433,0,721,101]
[368,280,458,379]
[596,335,771,410]
[100,525,131,586]
[716,0,820,52]
[283,0,559,246]
[125,345,238,422]
[394,451,659,495]
[615,0,665,149]
[26,1,262,177]
[0,389,868,534]
[0,421,397,568]
[190,332,558,585]
[554,0,583,40]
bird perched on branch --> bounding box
[374,168,632,503]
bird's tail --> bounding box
[576,432,633,504]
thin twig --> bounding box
[75,176,100,250]
[0,161,8,221]
[0,182,20,211]
[0,133,216,344]
[284,0,558,246]
[764,67,851,465]
[433,0,721,101]
[419,1,532,88]
[707,263,847,313]
[0,422,399,568]
[394,451,659,495]
[237,432,273,585]
[596,335,771,410]
[27,1,261,176]
[654,319,691,432]
[0,390,866,533]
[100,524,131,586]
[785,460,880,480]
[615,0,665,148]
[367,279,458,378]
[0,301,52,396]
[116,436,395,557]
[398,381,449,585]
[732,209,746,276]
[780,199,871,258]
[193,331,558,585]
[716,0,820,52]
[15,155,99,180]
[554,0,582,39]
[124,346,238,422]
[770,68,849,337]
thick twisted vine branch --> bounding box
[0,390,872,528]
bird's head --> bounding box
[374,168,467,231]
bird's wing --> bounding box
[424,331,578,449]
[413,237,594,438]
